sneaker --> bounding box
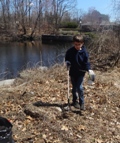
[80,104,85,110]
[72,101,80,109]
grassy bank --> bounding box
[0,64,120,143]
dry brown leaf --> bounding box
[78,125,86,131]
[22,127,26,131]
[95,138,103,143]
[26,115,33,120]
[61,125,68,131]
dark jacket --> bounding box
[65,45,91,77]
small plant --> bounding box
[60,22,78,28]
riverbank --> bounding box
[0,64,120,143]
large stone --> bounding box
[24,104,49,119]
[0,79,15,87]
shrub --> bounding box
[60,22,78,28]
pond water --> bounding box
[0,41,72,80]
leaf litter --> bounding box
[0,64,120,143]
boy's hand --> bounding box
[88,70,95,81]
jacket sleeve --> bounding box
[84,51,91,71]
[65,50,70,62]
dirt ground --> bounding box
[0,64,120,143]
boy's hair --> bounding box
[73,35,84,43]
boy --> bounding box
[65,35,95,110]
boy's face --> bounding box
[74,41,84,50]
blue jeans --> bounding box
[71,76,84,105]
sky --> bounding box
[76,0,114,21]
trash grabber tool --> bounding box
[67,68,71,109]
[63,61,71,111]
[64,66,71,111]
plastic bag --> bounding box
[0,116,14,143]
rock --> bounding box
[24,104,48,119]
[0,79,15,86]
[38,66,48,71]
[24,103,62,121]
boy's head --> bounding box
[73,35,84,50]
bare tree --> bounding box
[30,0,43,38]
[0,0,88,38]
[112,0,120,20]
[111,0,120,66]
[0,0,8,29]
[71,9,84,24]
[49,0,77,33]
[12,0,37,37]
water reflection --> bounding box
[0,41,72,80]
